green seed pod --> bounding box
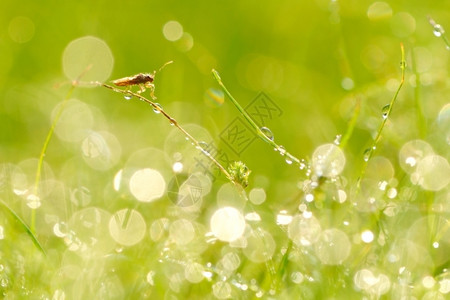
[228,161,251,188]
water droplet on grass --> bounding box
[152,103,162,113]
[197,141,209,153]
[363,148,372,161]
[312,144,346,177]
[433,24,445,37]
[212,281,232,299]
[210,207,245,242]
[276,210,292,225]
[277,145,286,156]
[382,104,390,119]
[334,134,342,145]
[26,194,41,209]
[124,94,132,100]
[260,127,274,141]
[285,153,295,165]
[291,272,304,284]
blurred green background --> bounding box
[1,0,450,298]
[1,0,449,178]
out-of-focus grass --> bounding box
[1,0,450,299]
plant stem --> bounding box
[428,16,450,49]
[339,96,361,149]
[410,47,427,138]
[358,43,405,185]
[96,82,234,183]
[212,69,304,167]
[0,200,46,255]
[32,82,77,234]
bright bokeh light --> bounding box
[361,230,374,243]
[390,12,416,37]
[399,140,434,174]
[276,211,292,225]
[109,209,146,246]
[52,99,94,143]
[312,143,346,177]
[185,262,204,283]
[217,183,246,209]
[8,16,35,43]
[415,155,450,191]
[113,169,123,191]
[243,229,276,262]
[354,269,391,296]
[81,131,121,171]
[163,21,183,41]
[149,218,169,242]
[129,168,166,202]
[220,252,241,271]
[422,276,436,289]
[67,207,115,256]
[210,207,245,242]
[365,156,394,181]
[249,187,266,205]
[212,281,232,299]
[288,214,321,246]
[315,229,351,265]
[62,36,114,82]
[175,32,194,52]
[169,219,195,245]
[172,161,183,173]
[367,2,392,21]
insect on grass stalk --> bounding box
[94,81,235,186]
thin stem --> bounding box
[358,43,405,184]
[0,200,46,255]
[339,96,361,149]
[410,47,427,138]
[32,82,77,234]
[428,16,450,49]
[212,69,303,166]
[32,67,91,237]
[95,82,234,183]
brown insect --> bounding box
[111,61,173,96]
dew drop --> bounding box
[26,194,41,209]
[363,148,372,162]
[152,103,162,114]
[285,153,295,165]
[433,24,445,37]
[299,159,308,170]
[197,141,209,153]
[276,210,292,225]
[260,127,274,141]
[382,104,390,119]
[334,134,342,145]
[291,272,304,284]
[277,145,286,156]
[124,94,132,100]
